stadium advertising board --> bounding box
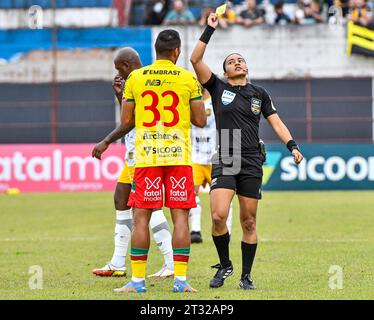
[264,144,374,190]
[1,144,374,192]
[0,144,124,192]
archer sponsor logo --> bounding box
[143,132,179,140]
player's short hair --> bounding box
[223,53,246,72]
[155,30,181,56]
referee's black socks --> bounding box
[241,242,257,278]
[212,232,231,268]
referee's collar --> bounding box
[153,59,175,66]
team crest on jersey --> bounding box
[251,98,262,115]
[221,90,236,105]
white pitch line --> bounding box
[0,237,100,242]
[0,237,370,243]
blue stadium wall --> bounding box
[0,28,153,62]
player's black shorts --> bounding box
[210,174,262,200]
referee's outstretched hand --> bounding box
[292,149,303,165]
[207,13,219,29]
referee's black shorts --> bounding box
[210,174,262,200]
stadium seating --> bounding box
[0,0,298,9]
[189,7,202,20]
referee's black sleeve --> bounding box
[202,73,218,94]
[261,88,277,119]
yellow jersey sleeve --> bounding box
[123,71,136,102]
[189,73,203,101]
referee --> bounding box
[190,13,303,290]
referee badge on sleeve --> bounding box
[251,98,262,115]
[221,90,236,105]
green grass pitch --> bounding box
[1,191,373,300]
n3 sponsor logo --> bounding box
[145,79,176,86]
[145,79,161,86]
[144,146,182,156]
[281,156,374,182]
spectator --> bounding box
[199,3,237,29]
[144,0,171,25]
[295,0,323,24]
[348,0,372,26]
[163,0,196,25]
[237,0,266,27]
[334,0,350,17]
[221,2,238,26]
[274,1,293,25]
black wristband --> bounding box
[199,25,215,44]
[287,140,299,153]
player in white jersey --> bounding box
[124,128,135,167]
[190,89,233,243]
[92,48,174,278]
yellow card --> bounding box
[215,3,227,16]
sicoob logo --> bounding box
[144,146,182,156]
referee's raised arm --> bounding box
[190,13,218,85]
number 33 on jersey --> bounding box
[123,60,202,168]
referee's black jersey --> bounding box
[203,73,277,177]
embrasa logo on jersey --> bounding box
[0,144,124,192]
